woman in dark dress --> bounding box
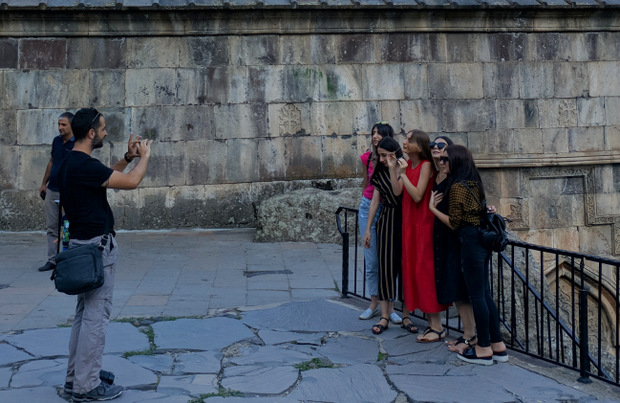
[430,136,476,353]
[429,145,507,365]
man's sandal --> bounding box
[400,317,418,334]
[417,327,446,343]
[372,317,389,335]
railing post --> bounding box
[341,231,349,298]
[577,288,592,383]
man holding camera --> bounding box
[58,108,152,401]
[37,112,75,272]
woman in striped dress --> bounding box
[363,137,404,334]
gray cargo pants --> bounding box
[65,234,118,395]
[44,188,60,263]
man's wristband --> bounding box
[124,152,134,163]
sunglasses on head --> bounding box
[90,111,102,128]
[429,142,447,149]
[375,121,388,125]
[439,156,449,164]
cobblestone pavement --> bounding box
[0,230,618,402]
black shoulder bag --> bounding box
[51,204,108,295]
[460,181,509,253]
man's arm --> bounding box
[104,140,152,190]
[39,158,53,198]
[110,134,142,172]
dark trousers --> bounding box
[459,225,502,348]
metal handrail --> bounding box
[493,249,614,382]
[336,206,620,387]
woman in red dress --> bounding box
[399,130,450,342]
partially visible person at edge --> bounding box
[428,144,508,366]
[58,108,152,401]
[398,130,449,342]
[363,137,404,335]
[429,136,477,353]
[358,122,401,325]
[37,112,75,272]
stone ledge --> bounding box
[1,10,620,37]
[475,151,620,168]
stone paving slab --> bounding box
[0,367,13,388]
[257,329,325,346]
[0,343,34,365]
[0,386,67,402]
[287,364,398,403]
[3,327,71,358]
[227,345,315,367]
[317,335,380,365]
[2,322,149,359]
[390,371,517,402]
[152,317,256,351]
[174,351,221,374]
[127,354,174,375]
[241,299,369,332]
[156,374,219,396]
[102,355,159,389]
[221,365,299,395]
[114,389,191,402]
[10,358,67,389]
[207,398,300,403]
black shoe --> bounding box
[72,382,123,402]
[457,346,493,366]
[38,261,56,272]
[64,370,113,395]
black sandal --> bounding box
[417,326,446,343]
[400,317,418,334]
[372,317,389,335]
[446,335,478,352]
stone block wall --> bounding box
[0,9,619,256]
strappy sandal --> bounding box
[400,317,418,334]
[416,327,446,343]
[447,335,477,353]
[372,317,389,335]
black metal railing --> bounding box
[336,207,620,387]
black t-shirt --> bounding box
[58,151,114,240]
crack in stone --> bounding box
[244,269,293,278]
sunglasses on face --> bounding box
[439,156,449,164]
[429,142,447,149]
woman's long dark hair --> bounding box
[407,129,434,172]
[369,122,395,168]
[374,137,403,176]
[445,144,486,202]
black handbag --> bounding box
[51,201,109,295]
[52,237,107,295]
[461,182,508,252]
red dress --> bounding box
[402,160,449,314]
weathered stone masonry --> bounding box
[0,3,619,258]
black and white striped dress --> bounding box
[371,167,403,302]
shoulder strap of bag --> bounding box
[459,181,484,210]
[58,200,110,252]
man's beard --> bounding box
[92,136,104,149]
